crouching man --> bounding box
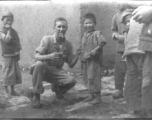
[30,17,80,108]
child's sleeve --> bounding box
[0,31,12,43]
[97,31,106,47]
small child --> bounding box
[121,9,133,41]
[0,11,22,98]
[79,13,106,104]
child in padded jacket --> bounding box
[79,13,106,105]
[0,11,22,99]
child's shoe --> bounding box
[4,93,12,99]
[112,90,123,99]
[10,91,20,96]
[83,91,94,102]
[89,91,102,105]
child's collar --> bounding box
[85,30,95,37]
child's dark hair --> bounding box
[1,11,14,21]
[84,13,96,25]
[54,17,68,26]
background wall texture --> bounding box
[0,1,117,72]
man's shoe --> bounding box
[54,86,64,99]
[31,100,43,109]
[51,84,64,99]
[31,93,42,109]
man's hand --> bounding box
[47,52,60,60]
[115,34,124,43]
[132,6,152,24]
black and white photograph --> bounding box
[0,0,151,119]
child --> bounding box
[79,13,106,105]
[121,9,133,43]
[0,11,22,98]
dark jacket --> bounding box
[0,28,21,55]
[139,22,152,52]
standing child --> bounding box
[0,11,22,98]
[80,13,106,105]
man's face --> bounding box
[84,18,95,33]
[54,20,68,39]
[2,16,13,29]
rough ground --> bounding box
[0,70,132,119]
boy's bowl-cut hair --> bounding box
[1,11,14,21]
[84,13,96,25]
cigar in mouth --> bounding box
[59,33,64,38]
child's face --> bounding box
[2,16,13,29]
[54,20,68,39]
[124,15,132,29]
[84,18,95,33]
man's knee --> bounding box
[68,76,76,87]
[35,61,44,69]
[30,61,45,75]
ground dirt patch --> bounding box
[0,70,131,119]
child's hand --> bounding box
[16,54,20,61]
[115,34,124,43]
[90,49,97,56]
[76,48,82,56]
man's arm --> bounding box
[35,36,61,61]
[132,6,152,23]
[66,42,81,68]
[68,53,79,68]
[35,52,60,61]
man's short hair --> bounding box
[84,13,96,25]
[54,17,68,26]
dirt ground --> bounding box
[0,69,133,119]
